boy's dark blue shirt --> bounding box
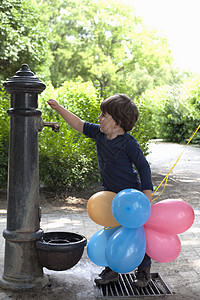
[83,122,153,194]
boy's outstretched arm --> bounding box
[47,99,84,133]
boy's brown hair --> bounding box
[100,94,139,131]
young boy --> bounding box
[47,94,153,287]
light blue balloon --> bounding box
[105,226,146,273]
[87,227,121,266]
[112,189,151,228]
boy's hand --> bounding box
[142,190,152,204]
[47,99,60,110]
[46,99,84,133]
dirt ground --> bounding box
[0,143,200,212]
[38,172,200,211]
[0,173,197,212]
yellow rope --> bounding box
[152,125,200,202]
[104,226,120,230]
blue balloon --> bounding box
[105,226,146,273]
[112,189,151,228]
[87,227,121,266]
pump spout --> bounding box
[38,118,60,132]
[42,121,60,132]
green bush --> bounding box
[38,79,101,191]
[0,88,10,188]
[0,79,153,191]
[38,79,154,191]
[131,97,154,155]
[142,78,200,144]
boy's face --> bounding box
[98,112,117,134]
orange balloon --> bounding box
[87,191,120,227]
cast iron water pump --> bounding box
[0,64,86,290]
[0,64,48,289]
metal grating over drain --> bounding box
[94,273,173,298]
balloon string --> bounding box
[104,226,120,231]
[152,125,200,202]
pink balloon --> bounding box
[145,228,181,263]
[145,199,195,234]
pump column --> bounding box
[0,64,48,290]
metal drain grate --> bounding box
[94,273,173,298]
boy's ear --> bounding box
[114,121,121,129]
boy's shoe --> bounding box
[132,266,151,288]
[94,267,119,285]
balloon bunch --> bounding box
[144,199,195,262]
[87,189,151,273]
[87,189,195,273]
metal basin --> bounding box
[36,232,87,271]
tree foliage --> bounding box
[0,0,51,82]
[36,0,175,97]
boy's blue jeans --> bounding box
[138,253,151,270]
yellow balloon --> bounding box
[87,191,120,227]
